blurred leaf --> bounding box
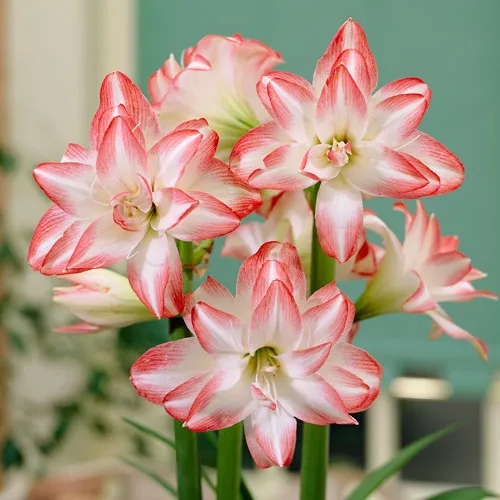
[40,402,80,455]
[0,148,16,173]
[122,458,177,498]
[117,320,169,372]
[424,487,499,499]
[3,437,23,469]
[346,424,460,500]
[19,305,46,337]
[0,239,22,270]
[87,369,110,400]
[123,417,215,493]
[90,417,110,435]
[123,417,175,448]
[123,417,251,498]
[9,331,27,352]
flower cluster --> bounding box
[28,19,495,468]
[131,242,380,467]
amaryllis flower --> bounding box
[149,34,283,160]
[222,191,383,281]
[230,18,464,262]
[53,269,155,333]
[356,202,497,360]
[131,242,381,468]
[28,72,261,318]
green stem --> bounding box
[172,240,202,500]
[300,183,336,500]
[217,422,243,500]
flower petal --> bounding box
[236,242,307,307]
[54,322,103,334]
[251,260,294,311]
[28,205,74,271]
[178,157,262,218]
[127,232,180,318]
[314,18,378,93]
[244,417,274,469]
[401,132,464,195]
[191,302,244,353]
[402,274,437,313]
[420,252,472,289]
[33,162,103,219]
[315,176,363,262]
[372,77,431,105]
[321,367,370,413]
[248,143,314,191]
[278,343,332,378]
[257,71,316,143]
[365,94,428,147]
[230,121,290,183]
[344,144,429,198]
[68,213,144,271]
[130,338,213,405]
[166,192,240,240]
[331,49,372,99]
[221,221,266,261]
[328,342,382,412]
[426,309,488,360]
[40,220,91,275]
[252,406,297,467]
[302,293,355,347]
[151,188,199,232]
[276,374,356,425]
[432,282,497,303]
[300,144,341,181]
[149,129,203,189]
[249,280,302,354]
[92,71,160,148]
[183,276,236,332]
[171,119,219,167]
[62,143,93,163]
[96,116,148,194]
[315,64,368,143]
[163,372,212,421]
[185,370,254,431]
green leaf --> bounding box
[122,417,253,499]
[424,486,499,499]
[122,458,177,498]
[123,418,216,494]
[123,417,176,448]
[346,424,460,500]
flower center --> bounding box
[110,179,153,232]
[327,139,352,167]
[247,346,280,409]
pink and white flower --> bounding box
[150,35,283,160]
[230,19,464,262]
[356,202,497,360]
[131,242,381,468]
[53,269,155,333]
[222,191,383,281]
[28,72,261,318]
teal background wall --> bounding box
[138,1,500,396]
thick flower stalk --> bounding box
[230,18,464,262]
[53,269,154,333]
[131,242,381,467]
[149,35,283,160]
[356,202,497,359]
[222,191,383,281]
[28,72,261,318]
